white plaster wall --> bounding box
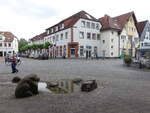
[0,36,18,56]
[73,19,101,57]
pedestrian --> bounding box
[5,54,9,64]
[11,54,18,73]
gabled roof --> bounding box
[46,10,98,35]
[0,31,17,42]
[99,11,137,31]
[30,32,46,41]
[136,20,148,37]
[99,15,121,31]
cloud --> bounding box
[0,0,60,19]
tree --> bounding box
[18,38,28,52]
[44,42,53,49]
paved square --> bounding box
[0,58,150,113]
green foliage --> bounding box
[44,42,53,49]
[146,50,150,58]
[19,42,53,52]
[123,55,132,66]
[18,38,28,52]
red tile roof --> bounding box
[99,11,137,32]
[99,15,121,31]
[0,31,17,42]
[136,20,148,37]
[30,32,46,41]
[46,10,98,35]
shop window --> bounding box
[80,46,84,56]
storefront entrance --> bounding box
[70,48,76,57]
[86,46,92,58]
[68,42,79,57]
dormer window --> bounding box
[51,28,53,33]
[62,24,64,29]
[47,30,49,35]
[0,35,3,40]
[60,24,64,29]
[55,26,58,31]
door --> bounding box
[0,51,3,56]
[70,48,76,57]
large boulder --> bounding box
[15,74,40,98]
[12,76,21,83]
[81,80,97,92]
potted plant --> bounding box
[123,55,132,66]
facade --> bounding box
[0,31,18,57]
[29,32,46,45]
[99,12,139,57]
[136,20,150,49]
[28,32,46,56]
[45,11,101,58]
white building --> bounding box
[99,12,139,58]
[136,20,150,49]
[45,11,102,58]
[0,31,18,57]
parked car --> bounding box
[139,56,150,69]
[38,53,49,60]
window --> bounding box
[0,43,2,47]
[141,43,143,47]
[81,21,85,27]
[47,30,49,35]
[59,24,64,29]
[4,43,7,47]
[92,33,96,40]
[56,35,59,41]
[80,46,84,56]
[87,22,90,28]
[91,23,95,29]
[55,26,58,31]
[79,32,84,39]
[60,46,62,56]
[121,35,126,40]
[0,35,2,40]
[103,40,105,44]
[65,32,68,39]
[134,37,138,43]
[96,24,99,30]
[8,43,11,47]
[51,28,53,33]
[111,52,113,56]
[111,39,114,42]
[87,33,91,39]
[61,33,63,40]
[53,36,55,42]
[97,34,101,40]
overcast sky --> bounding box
[0,0,149,40]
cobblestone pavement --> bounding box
[0,58,150,113]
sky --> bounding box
[0,0,149,40]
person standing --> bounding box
[11,55,18,73]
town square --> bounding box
[0,0,150,113]
[0,58,150,113]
